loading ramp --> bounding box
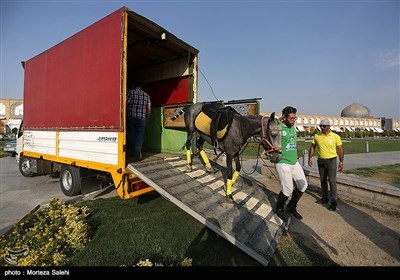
[127,154,289,265]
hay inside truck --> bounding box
[19,6,199,199]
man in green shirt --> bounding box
[275,106,308,221]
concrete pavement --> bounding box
[0,157,68,234]
[238,150,400,212]
[302,151,400,171]
[237,151,399,187]
[0,156,116,235]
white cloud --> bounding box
[374,49,400,68]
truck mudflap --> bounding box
[127,155,290,266]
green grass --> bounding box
[270,232,337,266]
[344,164,400,185]
[297,138,400,156]
[68,194,337,266]
[74,138,393,266]
[2,137,398,159]
[69,194,261,266]
[0,141,8,157]
[4,138,398,266]
[204,138,400,159]
[1,192,337,266]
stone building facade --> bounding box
[0,98,23,134]
[262,102,400,134]
[261,112,400,134]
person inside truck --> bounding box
[126,83,151,160]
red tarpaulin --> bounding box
[23,7,125,130]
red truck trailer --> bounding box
[18,6,199,199]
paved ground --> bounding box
[0,157,67,234]
[257,173,399,266]
[303,151,400,171]
[0,157,113,234]
[1,152,399,265]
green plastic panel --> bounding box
[143,107,186,154]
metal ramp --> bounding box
[127,154,289,265]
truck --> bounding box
[6,119,22,136]
[16,7,285,265]
[18,6,200,199]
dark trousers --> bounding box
[127,117,146,151]
[317,157,338,202]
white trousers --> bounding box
[275,162,308,197]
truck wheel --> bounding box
[19,156,36,177]
[60,165,82,196]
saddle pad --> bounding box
[194,112,228,139]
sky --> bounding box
[1,0,399,119]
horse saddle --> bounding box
[194,103,236,143]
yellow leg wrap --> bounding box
[232,171,240,184]
[226,179,232,196]
[186,150,191,164]
[199,150,210,165]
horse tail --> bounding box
[170,106,187,120]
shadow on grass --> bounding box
[271,228,338,266]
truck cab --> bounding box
[15,121,23,162]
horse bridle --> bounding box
[260,115,282,154]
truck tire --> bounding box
[60,165,82,196]
[19,156,36,177]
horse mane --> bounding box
[237,114,263,139]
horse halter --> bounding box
[260,115,282,155]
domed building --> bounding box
[341,103,370,118]
[263,102,400,132]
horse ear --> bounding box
[270,112,276,120]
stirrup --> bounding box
[213,140,219,150]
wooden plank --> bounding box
[164,106,186,128]
[228,103,258,116]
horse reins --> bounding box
[261,115,281,153]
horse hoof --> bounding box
[226,195,234,204]
[186,165,192,172]
[206,166,213,173]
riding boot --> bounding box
[275,191,288,221]
[286,188,304,220]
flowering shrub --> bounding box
[0,198,90,266]
[135,257,193,267]
[181,257,193,266]
[136,259,153,266]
